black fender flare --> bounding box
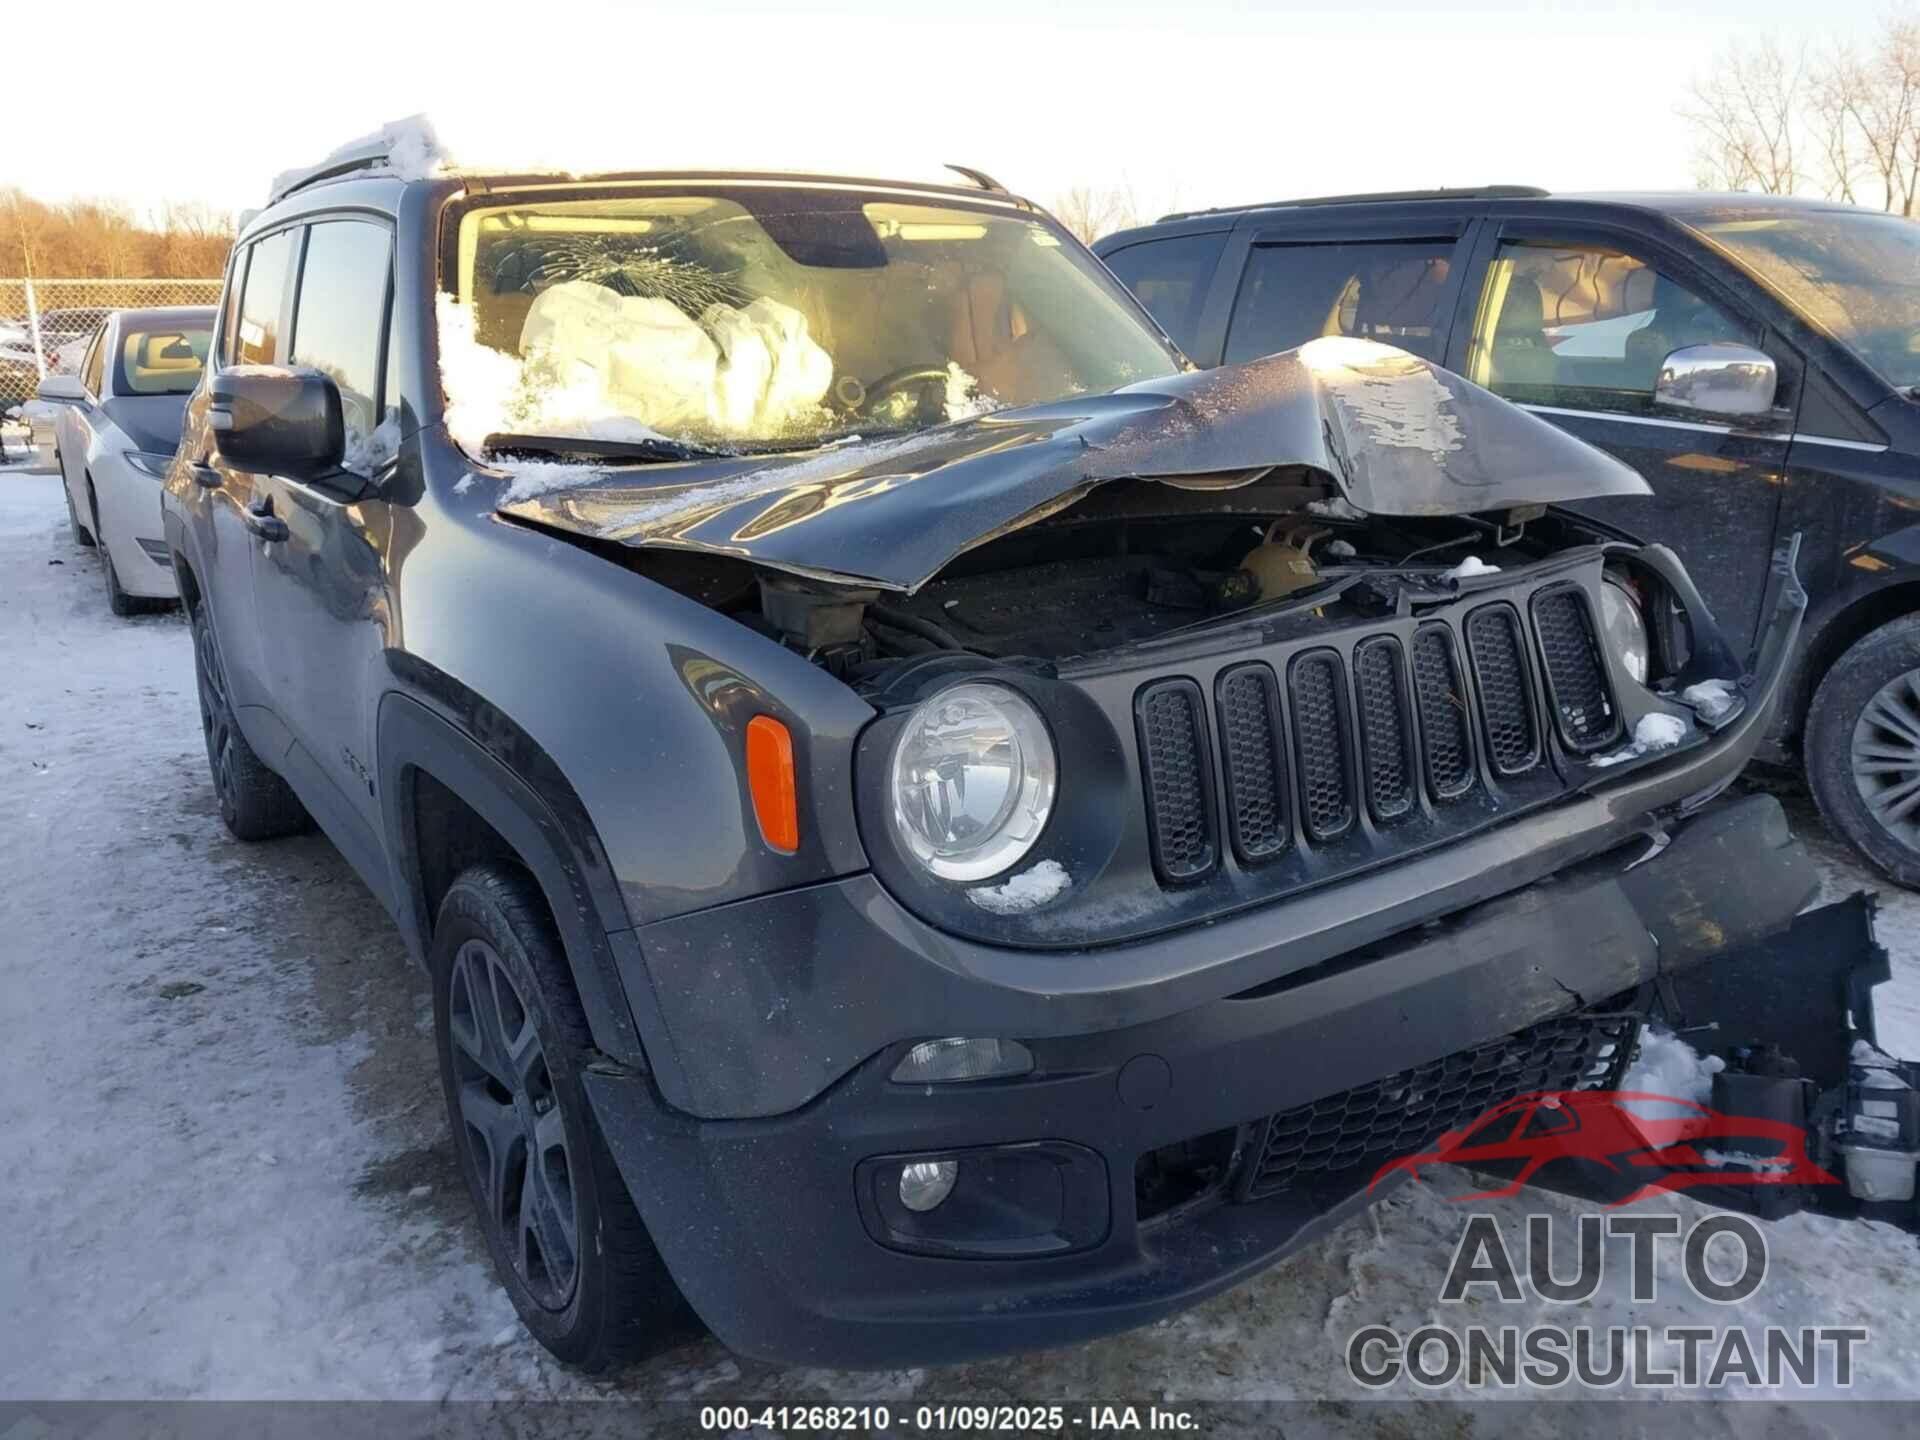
[376,685,651,1071]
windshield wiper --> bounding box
[484,432,732,464]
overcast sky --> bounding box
[8,0,1898,220]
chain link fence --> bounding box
[2,278,223,410]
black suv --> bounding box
[163,158,1888,1370]
[1098,187,1920,888]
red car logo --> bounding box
[1370,1090,1840,1206]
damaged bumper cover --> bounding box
[589,791,1817,1368]
[579,541,1824,1366]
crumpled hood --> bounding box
[497,337,1648,592]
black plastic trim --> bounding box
[1213,662,1291,866]
[1133,678,1220,883]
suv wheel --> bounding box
[1808,615,1920,888]
[432,863,701,1371]
[189,602,309,840]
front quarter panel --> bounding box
[390,439,876,930]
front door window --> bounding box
[1467,242,1755,417]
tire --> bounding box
[87,482,141,617]
[60,458,95,547]
[1807,614,1920,889]
[189,602,310,841]
[432,863,702,1371]
[100,542,139,617]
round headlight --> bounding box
[889,683,1057,881]
[1600,581,1650,685]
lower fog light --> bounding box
[891,1037,1034,1084]
[898,1159,959,1212]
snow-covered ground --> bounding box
[2,468,1916,1416]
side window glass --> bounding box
[236,228,298,366]
[383,307,402,422]
[1224,240,1457,365]
[214,250,245,367]
[81,326,107,395]
[1467,242,1756,416]
[1102,232,1228,358]
[290,218,394,464]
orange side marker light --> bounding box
[745,715,800,854]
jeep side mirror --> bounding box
[208,365,344,481]
[1653,343,1779,422]
[36,374,87,404]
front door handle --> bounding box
[244,494,289,543]
[190,462,221,489]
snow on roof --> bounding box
[266,114,452,205]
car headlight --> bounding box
[124,451,174,478]
[889,682,1057,881]
[1600,580,1650,685]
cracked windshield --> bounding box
[445,189,1180,454]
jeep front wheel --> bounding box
[431,862,701,1371]
[190,603,309,840]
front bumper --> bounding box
[620,539,1809,1122]
[590,791,1816,1367]
[587,538,1812,1366]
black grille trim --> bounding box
[1410,624,1476,801]
[1214,663,1291,864]
[1531,585,1623,753]
[1238,1011,1640,1200]
[1352,636,1415,824]
[1288,650,1355,842]
[1464,603,1542,777]
[1134,678,1219,883]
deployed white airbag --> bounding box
[517,280,832,436]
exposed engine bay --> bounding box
[658,487,1680,688]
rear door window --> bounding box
[235,228,298,366]
[1101,232,1228,357]
[1224,239,1460,365]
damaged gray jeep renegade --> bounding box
[162,148,1914,1371]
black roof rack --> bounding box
[268,144,403,205]
[945,163,1011,195]
[1157,185,1548,223]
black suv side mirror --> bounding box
[208,366,344,481]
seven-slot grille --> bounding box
[1134,680,1219,882]
[1136,592,1617,885]
[1464,604,1541,776]
[1216,664,1290,864]
[1353,637,1415,823]
[1411,625,1476,800]
[1532,587,1623,752]
[1290,651,1356,841]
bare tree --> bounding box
[1843,19,1920,211]
[0,188,233,277]
[1051,184,1141,245]
[1684,37,1805,194]
[1808,48,1866,202]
